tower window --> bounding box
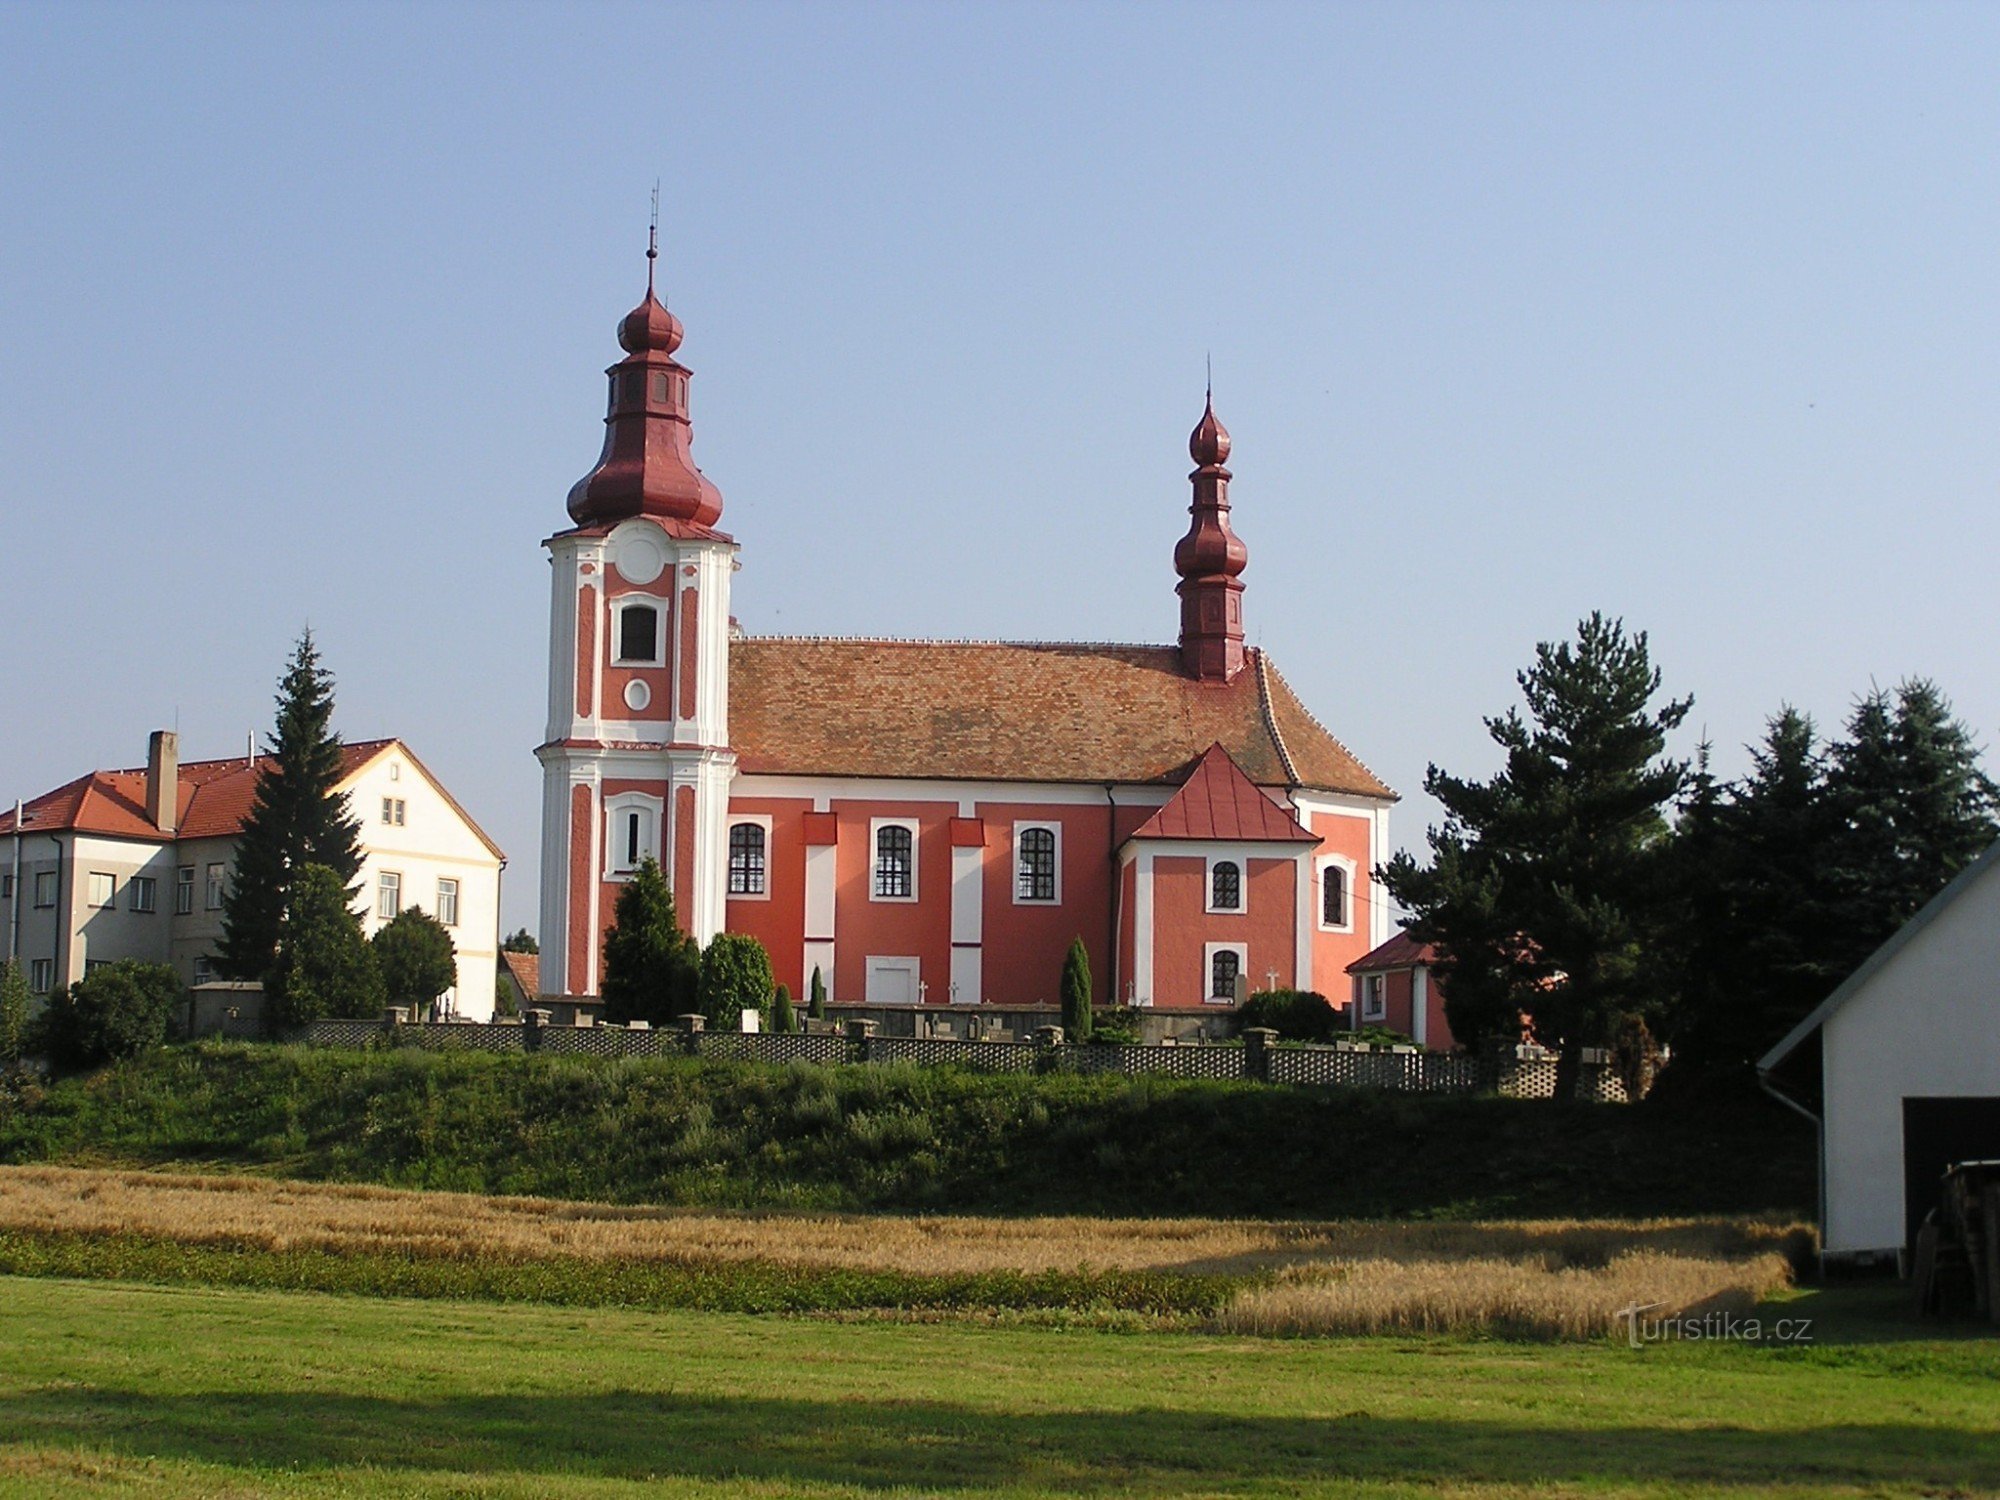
[1210,860,1241,912]
[1016,825,1057,902]
[604,794,662,877]
[616,602,661,665]
[1322,865,1346,927]
[873,822,915,900]
[651,372,670,403]
[728,823,767,896]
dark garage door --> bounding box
[1902,1096,2000,1254]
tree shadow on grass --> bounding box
[7,1389,1998,1493]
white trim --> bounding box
[1011,819,1062,905]
[1205,855,1246,916]
[735,773,1176,809]
[1203,941,1249,1005]
[603,791,664,878]
[869,817,919,903]
[864,954,921,1005]
[950,842,983,945]
[1315,853,1357,934]
[725,813,773,901]
[1133,846,1155,1005]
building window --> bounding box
[728,823,767,896]
[175,866,194,914]
[1015,824,1058,903]
[389,761,400,781]
[615,601,662,665]
[436,878,459,927]
[872,821,916,901]
[1208,946,1245,1003]
[206,864,226,910]
[29,959,52,993]
[34,872,57,908]
[381,797,405,826]
[1363,974,1386,1021]
[1210,860,1242,913]
[1316,855,1357,933]
[85,959,109,975]
[378,871,402,919]
[130,876,157,914]
[194,956,215,985]
[604,794,662,877]
[87,872,116,908]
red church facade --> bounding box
[537,260,1396,1014]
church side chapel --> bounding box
[537,250,1396,1013]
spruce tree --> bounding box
[599,857,698,1024]
[1383,614,1690,1085]
[266,864,383,1029]
[1059,936,1093,1041]
[219,630,365,980]
[808,966,827,1020]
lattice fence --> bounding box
[1058,1043,1247,1081]
[539,1026,665,1059]
[867,1036,1040,1073]
[696,1032,847,1067]
[302,1019,382,1050]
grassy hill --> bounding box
[0,1042,1813,1219]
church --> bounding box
[536,256,1396,1013]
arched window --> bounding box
[875,824,914,899]
[728,823,766,896]
[1322,864,1346,928]
[1017,826,1057,902]
[1211,860,1241,911]
[617,603,660,664]
[1211,948,1242,1001]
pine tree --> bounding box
[1383,614,1691,1085]
[1059,936,1093,1041]
[599,857,698,1025]
[267,864,383,1029]
[218,630,365,980]
[373,906,458,1021]
[808,966,827,1020]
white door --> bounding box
[865,956,919,1004]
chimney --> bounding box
[147,730,179,836]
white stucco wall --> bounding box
[1821,860,2000,1254]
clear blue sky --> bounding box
[5,1,1998,937]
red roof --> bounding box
[0,740,502,862]
[500,950,540,999]
[728,639,1394,798]
[1347,930,1437,974]
[1128,744,1318,843]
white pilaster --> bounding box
[804,841,837,1002]
[1133,848,1155,1005]
[950,841,983,1003]
[1411,965,1429,1047]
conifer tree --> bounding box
[219,630,365,980]
[1059,936,1093,1041]
[599,857,698,1024]
[1383,614,1690,1086]
[808,966,827,1020]
[772,983,797,1034]
[267,864,383,1029]
[501,929,539,954]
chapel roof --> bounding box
[727,639,1395,798]
[1128,743,1319,842]
[1347,930,1438,975]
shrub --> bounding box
[1060,937,1093,1042]
[772,984,797,1035]
[808,966,827,1020]
[373,907,457,1021]
[600,858,698,1025]
[0,958,28,1066]
[268,863,384,1028]
[38,960,183,1072]
[1089,1007,1143,1044]
[1234,988,1345,1043]
[699,934,775,1030]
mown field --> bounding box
[4,1275,1996,1498]
[0,1042,1814,1219]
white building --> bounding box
[1,732,505,1019]
[1760,840,2000,1265]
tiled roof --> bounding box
[500,950,540,999]
[728,639,1394,798]
[1347,930,1436,974]
[0,740,502,861]
[1129,744,1318,842]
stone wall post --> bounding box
[524,1008,551,1052]
[845,1017,877,1064]
[676,1013,706,1057]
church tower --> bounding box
[1175,394,1249,682]
[536,243,737,997]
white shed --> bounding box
[1760,841,2000,1266]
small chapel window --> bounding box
[728,823,767,896]
[1211,860,1241,912]
[874,825,914,900]
[618,604,660,664]
[1211,949,1242,1002]
[1322,865,1347,927]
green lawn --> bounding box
[1,1277,1994,1497]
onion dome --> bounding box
[618,289,683,356]
[1189,394,1232,466]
